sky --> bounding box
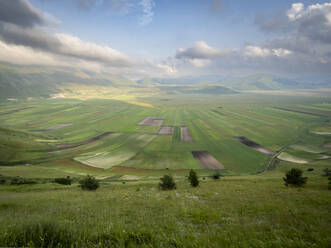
[0,0,330,79]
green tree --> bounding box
[159,175,176,190]
[283,168,307,187]
[212,170,222,180]
[188,169,199,187]
[79,175,99,191]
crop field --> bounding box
[0,93,331,178]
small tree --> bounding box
[188,169,199,187]
[159,175,176,190]
[54,176,71,185]
[212,170,221,180]
[322,168,330,177]
[283,168,307,187]
[79,175,99,191]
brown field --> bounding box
[181,126,193,142]
[157,126,174,135]
[138,116,164,126]
[192,151,225,169]
[236,136,275,156]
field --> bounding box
[0,91,331,247]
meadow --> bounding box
[0,91,331,247]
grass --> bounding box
[0,174,330,247]
[0,94,330,176]
[0,92,331,247]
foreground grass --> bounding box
[1,176,330,247]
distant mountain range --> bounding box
[216,74,331,91]
[0,63,330,100]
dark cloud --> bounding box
[0,0,50,28]
[0,23,60,51]
[255,3,331,45]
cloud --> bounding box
[0,22,131,67]
[0,0,55,28]
[139,0,155,26]
[176,41,227,60]
[244,46,292,57]
[256,2,331,44]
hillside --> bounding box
[217,74,331,91]
[0,63,135,100]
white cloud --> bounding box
[176,41,227,59]
[55,33,132,66]
[272,48,292,57]
[244,46,270,57]
[244,46,292,57]
[139,0,155,26]
[287,3,304,21]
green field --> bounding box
[1,91,331,247]
[1,93,331,176]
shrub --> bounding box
[322,168,330,177]
[79,175,99,191]
[307,168,314,172]
[211,171,222,180]
[283,168,307,187]
[188,169,199,187]
[10,177,36,185]
[159,175,176,190]
[328,175,331,190]
[54,176,71,185]
[0,178,6,185]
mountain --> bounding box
[0,63,135,100]
[217,74,331,91]
[138,75,227,85]
[156,85,237,95]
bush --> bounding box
[211,171,222,180]
[283,168,307,187]
[307,168,314,172]
[159,175,176,190]
[188,169,199,187]
[54,176,71,185]
[10,177,36,185]
[328,175,331,190]
[322,168,330,177]
[79,175,99,191]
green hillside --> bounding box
[217,74,324,91]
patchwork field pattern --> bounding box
[0,94,330,176]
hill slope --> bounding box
[217,74,331,91]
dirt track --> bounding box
[138,116,164,126]
[236,136,275,156]
[157,126,174,135]
[192,151,224,169]
[56,132,113,148]
[181,126,192,142]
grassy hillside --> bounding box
[0,174,329,247]
[217,74,329,91]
